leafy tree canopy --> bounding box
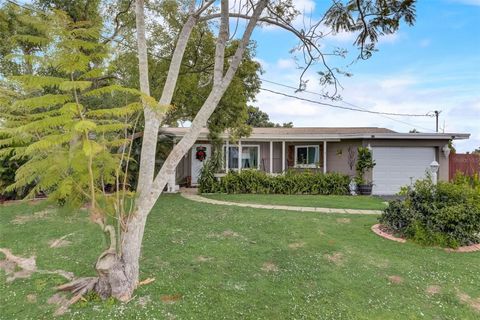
[246,106,293,128]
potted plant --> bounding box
[354,146,376,195]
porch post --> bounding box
[238,139,242,172]
[269,140,273,174]
[282,141,286,172]
[323,140,327,174]
[167,138,178,192]
[225,139,229,173]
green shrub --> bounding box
[200,169,350,195]
[379,200,415,235]
[379,178,480,248]
[453,172,480,190]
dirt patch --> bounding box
[261,261,279,272]
[336,218,351,224]
[48,239,72,248]
[426,285,442,295]
[457,291,480,312]
[0,248,74,283]
[47,293,70,316]
[26,293,37,303]
[161,294,182,304]
[48,233,75,249]
[0,248,37,282]
[324,252,344,266]
[195,255,213,262]
[387,275,404,284]
[222,230,240,238]
[207,230,246,240]
[11,209,53,225]
[288,242,306,249]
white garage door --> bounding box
[372,147,436,195]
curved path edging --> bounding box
[180,192,382,215]
[371,224,406,243]
[371,224,480,253]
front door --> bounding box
[191,143,211,186]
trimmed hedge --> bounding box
[379,179,480,248]
[199,169,351,195]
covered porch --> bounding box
[222,139,340,175]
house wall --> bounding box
[326,140,362,177]
[175,138,451,184]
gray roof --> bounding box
[161,126,469,141]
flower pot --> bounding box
[357,184,373,195]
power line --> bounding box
[260,78,437,132]
[259,87,436,118]
[260,78,435,117]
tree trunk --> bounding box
[92,210,147,301]
[76,0,268,303]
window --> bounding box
[224,145,260,170]
[295,145,319,167]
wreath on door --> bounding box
[195,146,207,161]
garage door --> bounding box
[372,147,436,195]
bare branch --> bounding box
[103,0,134,44]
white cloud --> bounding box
[255,63,480,152]
[379,76,418,89]
[378,32,400,44]
[276,58,296,69]
[293,0,316,12]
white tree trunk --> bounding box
[99,0,268,301]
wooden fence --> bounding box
[449,153,480,180]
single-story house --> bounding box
[162,127,470,195]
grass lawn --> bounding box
[203,193,387,210]
[1,195,479,319]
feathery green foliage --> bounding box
[0,10,150,210]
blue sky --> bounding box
[250,0,480,152]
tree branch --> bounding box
[103,0,134,44]
[213,0,229,86]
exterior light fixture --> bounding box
[442,144,451,158]
[430,160,440,185]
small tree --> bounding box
[355,147,376,186]
[1,0,417,302]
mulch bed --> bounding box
[371,224,480,253]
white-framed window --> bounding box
[223,145,260,170]
[294,145,320,168]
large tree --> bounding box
[247,105,293,128]
[1,0,416,303]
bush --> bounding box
[379,178,480,248]
[200,169,351,195]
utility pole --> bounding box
[434,110,441,132]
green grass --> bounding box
[1,195,479,319]
[203,193,387,210]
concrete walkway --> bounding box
[180,189,382,215]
